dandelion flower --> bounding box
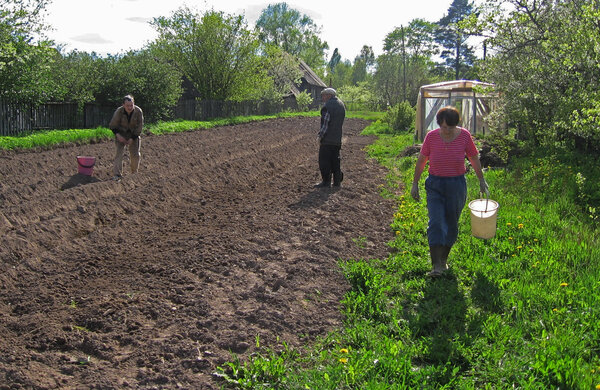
[595,384,600,390]
[339,358,348,364]
[507,222,512,227]
[518,223,524,229]
[534,238,538,242]
[553,308,558,312]
[517,246,522,249]
[340,349,349,354]
[560,282,568,287]
[508,237,513,240]
[517,216,522,219]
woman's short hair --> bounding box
[436,106,460,127]
[123,95,134,103]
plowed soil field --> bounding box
[0,117,396,389]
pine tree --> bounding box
[435,0,477,79]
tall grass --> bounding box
[0,127,113,150]
[217,121,600,389]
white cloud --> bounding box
[45,0,481,60]
[71,33,112,45]
[127,16,153,24]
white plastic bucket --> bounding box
[468,197,499,239]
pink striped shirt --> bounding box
[420,128,478,177]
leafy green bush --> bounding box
[383,101,415,132]
[295,91,312,112]
[337,83,379,111]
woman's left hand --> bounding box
[479,178,490,197]
[410,182,421,202]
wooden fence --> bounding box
[0,101,81,136]
[174,99,284,121]
[0,98,287,136]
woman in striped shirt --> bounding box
[411,106,489,277]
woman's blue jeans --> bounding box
[425,175,467,247]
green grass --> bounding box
[217,121,600,389]
[0,127,114,150]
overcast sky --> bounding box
[44,0,476,61]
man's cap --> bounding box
[321,88,336,96]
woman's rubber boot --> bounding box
[428,245,445,277]
[440,245,451,272]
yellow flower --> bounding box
[340,348,349,354]
[553,308,558,312]
[534,238,538,242]
[560,282,568,287]
[518,223,524,229]
[506,222,512,226]
[595,384,600,390]
[517,246,522,249]
[396,231,400,235]
[529,249,534,252]
[508,237,513,240]
[339,358,348,364]
[517,216,522,219]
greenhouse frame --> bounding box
[415,80,498,141]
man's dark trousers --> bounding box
[319,144,342,185]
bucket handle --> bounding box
[78,161,95,168]
[479,192,489,212]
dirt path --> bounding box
[0,117,396,389]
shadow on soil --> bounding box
[61,174,102,190]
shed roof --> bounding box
[419,80,497,98]
[299,59,327,88]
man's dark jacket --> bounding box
[320,96,345,146]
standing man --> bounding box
[109,95,143,180]
[315,87,346,188]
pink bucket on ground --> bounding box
[77,156,96,176]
